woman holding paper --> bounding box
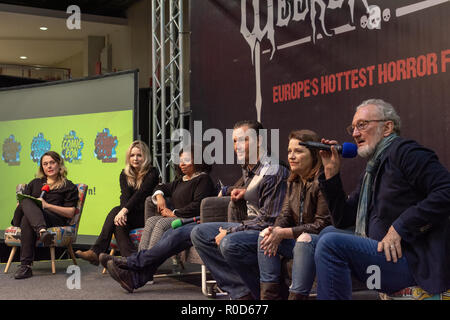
[12,151,79,279]
[76,141,159,266]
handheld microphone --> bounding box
[40,184,50,198]
[171,216,201,229]
[299,141,357,158]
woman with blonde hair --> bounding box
[12,151,79,279]
[76,140,159,266]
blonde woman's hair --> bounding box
[37,151,68,190]
[124,140,152,189]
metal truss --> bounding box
[151,0,186,182]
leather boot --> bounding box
[288,292,309,300]
[75,249,99,266]
[260,282,282,300]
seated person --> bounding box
[257,129,331,300]
[315,99,450,299]
[190,120,290,300]
[139,145,214,251]
[76,141,159,265]
[102,144,216,293]
[12,151,79,279]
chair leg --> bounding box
[67,243,77,265]
[201,264,208,297]
[4,246,18,273]
[50,247,56,274]
[102,248,115,274]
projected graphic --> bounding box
[94,128,118,163]
[62,130,84,163]
[2,135,21,166]
[0,110,133,236]
[30,133,51,163]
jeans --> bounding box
[126,222,197,289]
[257,234,319,295]
[315,226,416,300]
[191,222,261,299]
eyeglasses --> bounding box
[346,120,386,135]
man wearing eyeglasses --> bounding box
[314,99,450,299]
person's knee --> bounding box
[296,233,312,243]
[314,232,342,262]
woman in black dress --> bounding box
[12,151,79,279]
[76,140,159,266]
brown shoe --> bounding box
[288,292,309,300]
[75,249,99,266]
[260,282,282,300]
[107,259,134,293]
[99,253,128,269]
[235,293,255,300]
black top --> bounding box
[119,167,159,214]
[23,177,79,209]
[155,173,217,218]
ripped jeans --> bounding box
[257,233,319,295]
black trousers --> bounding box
[12,198,67,266]
[90,206,144,257]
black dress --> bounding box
[12,177,79,266]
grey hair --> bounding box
[356,99,401,135]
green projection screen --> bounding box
[0,70,137,244]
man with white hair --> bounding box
[315,99,450,299]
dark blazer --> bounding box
[319,137,450,294]
[275,171,331,238]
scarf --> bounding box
[355,133,398,237]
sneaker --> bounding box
[14,265,33,279]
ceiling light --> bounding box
[40,27,48,31]
[19,56,27,60]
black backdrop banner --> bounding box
[191,0,450,189]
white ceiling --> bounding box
[0,5,129,66]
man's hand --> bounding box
[377,225,402,263]
[215,227,228,246]
[231,188,246,202]
[319,138,342,179]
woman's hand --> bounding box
[160,208,175,217]
[319,138,342,179]
[38,198,48,210]
[114,208,128,227]
[156,194,167,213]
[260,226,284,256]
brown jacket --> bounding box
[274,171,331,238]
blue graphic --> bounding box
[30,133,51,163]
[2,135,21,166]
[61,130,84,163]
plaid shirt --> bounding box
[229,155,289,233]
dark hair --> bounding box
[174,144,212,177]
[288,129,322,182]
[233,120,265,147]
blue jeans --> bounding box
[126,222,197,289]
[257,234,319,295]
[315,226,417,299]
[191,222,261,299]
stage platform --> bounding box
[0,257,380,300]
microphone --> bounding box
[171,216,201,229]
[40,184,50,198]
[299,141,357,158]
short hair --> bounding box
[175,144,212,176]
[357,99,401,135]
[233,120,265,145]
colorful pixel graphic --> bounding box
[94,128,118,163]
[2,135,21,166]
[61,130,84,163]
[30,133,51,163]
